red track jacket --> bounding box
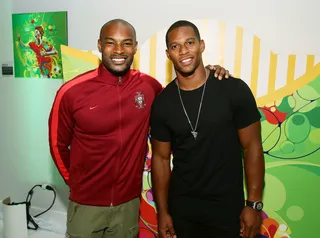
[48,63,162,206]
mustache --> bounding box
[110,54,128,58]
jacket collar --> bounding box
[98,63,131,86]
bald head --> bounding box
[99,19,136,41]
[97,18,138,77]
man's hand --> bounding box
[158,212,176,238]
[240,206,262,238]
[205,64,230,80]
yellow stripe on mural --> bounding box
[201,19,209,65]
[306,55,315,72]
[234,26,243,78]
[268,52,278,94]
[286,55,296,84]
[133,48,140,70]
[165,58,173,85]
[250,36,260,97]
[218,21,226,66]
[61,45,100,65]
[149,34,157,78]
[257,62,320,106]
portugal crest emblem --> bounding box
[134,92,146,109]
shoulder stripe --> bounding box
[50,69,98,181]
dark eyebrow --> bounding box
[169,37,196,47]
[185,37,196,41]
[104,37,134,43]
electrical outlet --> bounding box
[1,63,13,76]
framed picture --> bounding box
[12,11,68,79]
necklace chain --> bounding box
[176,72,207,139]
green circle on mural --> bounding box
[280,140,295,154]
[266,164,320,237]
[284,113,311,143]
[277,96,295,113]
[305,107,320,128]
[309,129,320,144]
[288,95,296,109]
[263,174,286,211]
[292,114,305,125]
[298,85,320,101]
[287,205,304,221]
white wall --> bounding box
[0,0,319,214]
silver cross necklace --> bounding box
[176,70,208,139]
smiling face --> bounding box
[166,26,205,77]
[35,29,41,39]
[34,26,44,44]
[98,22,137,76]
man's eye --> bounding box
[106,41,114,45]
[187,41,194,45]
[124,42,132,46]
[171,45,178,50]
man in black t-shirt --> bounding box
[150,20,265,238]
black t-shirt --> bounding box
[150,71,261,223]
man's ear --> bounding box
[200,39,205,53]
[133,41,138,54]
[165,49,171,60]
[97,39,102,53]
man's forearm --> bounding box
[49,144,71,183]
[243,143,265,201]
[19,40,27,48]
[48,112,72,184]
[151,155,171,214]
[44,49,57,56]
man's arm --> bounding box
[238,121,265,202]
[42,49,57,56]
[151,138,176,238]
[230,78,264,238]
[149,95,176,238]
[238,121,264,238]
[48,91,74,185]
[42,42,58,56]
[151,138,172,214]
[17,34,28,48]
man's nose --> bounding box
[114,44,124,54]
[179,44,189,55]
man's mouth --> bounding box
[180,57,193,66]
[111,58,126,64]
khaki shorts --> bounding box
[66,197,140,238]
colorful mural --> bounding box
[12,11,68,79]
[60,19,320,238]
[140,74,320,238]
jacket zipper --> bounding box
[111,76,123,206]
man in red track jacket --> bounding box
[48,18,229,238]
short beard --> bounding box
[105,66,130,77]
[103,57,133,77]
[175,59,201,78]
[175,64,199,78]
[177,68,196,77]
